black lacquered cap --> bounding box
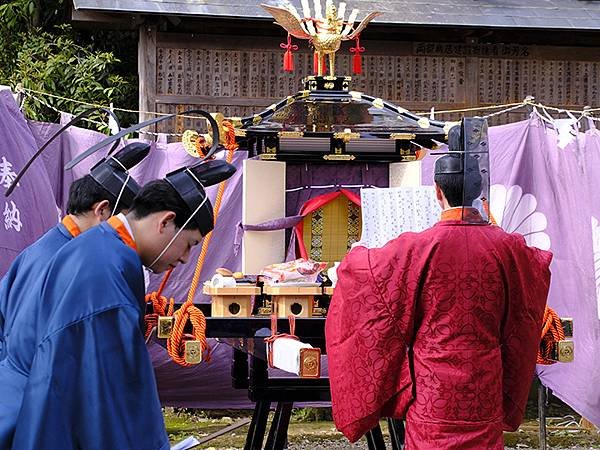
[165,159,236,235]
[90,142,151,210]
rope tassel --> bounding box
[350,35,365,75]
[537,307,567,365]
[144,267,175,339]
[280,34,298,73]
[166,120,238,366]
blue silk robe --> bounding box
[0,222,170,450]
[0,222,74,361]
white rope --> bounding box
[23,91,108,129]
[480,102,528,119]
[19,87,600,134]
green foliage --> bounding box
[291,407,332,422]
[0,0,137,130]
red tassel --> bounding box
[352,52,362,74]
[350,35,365,75]
[284,50,293,72]
[280,34,298,73]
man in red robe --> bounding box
[326,142,552,448]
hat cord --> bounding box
[109,156,130,217]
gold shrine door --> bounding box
[301,195,361,265]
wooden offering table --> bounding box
[203,283,261,318]
[263,284,322,318]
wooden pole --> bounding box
[538,382,547,450]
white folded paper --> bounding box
[360,186,441,248]
[170,436,200,450]
[272,337,314,376]
[211,273,236,288]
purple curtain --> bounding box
[9,90,600,418]
[285,162,389,217]
[284,162,389,259]
[0,92,60,276]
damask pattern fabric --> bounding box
[360,186,441,248]
[420,117,600,427]
[310,208,324,261]
[326,220,552,447]
[347,201,361,249]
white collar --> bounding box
[116,213,135,242]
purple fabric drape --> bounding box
[234,215,304,257]
[285,162,389,217]
[243,215,305,231]
[0,91,60,276]
[27,116,110,214]
[284,162,389,259]
[8,86,600,419]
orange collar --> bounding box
[61,215,82,238]
[440,207,483,222]
[107,216,137,251]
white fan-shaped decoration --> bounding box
[490,184,551,250]
[592,216,600,319]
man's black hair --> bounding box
[129,180,200,230]
[66,174,119,215]
[434,155,483,207]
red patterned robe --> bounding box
[325,210,552,449]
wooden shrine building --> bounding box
[70,0,600,132]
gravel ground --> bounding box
[287,444,597,450]
[285,437,600,449]
[165,407,600,450]
[196,444,600,450]
[285,440,598,450]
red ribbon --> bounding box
[350,35,365,75]
[280,34,298,72]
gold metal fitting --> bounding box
[333,131,360,142]
[278,131,304,138]
[184,340,203,364]
[299,348,321,378]
[157,316,174,339]
[552,340,574,363]
[390,133,417,140]
[323,154,355,161]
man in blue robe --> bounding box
[0,159,235,450]
[0,143,150,448]
[0,142,150,360]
